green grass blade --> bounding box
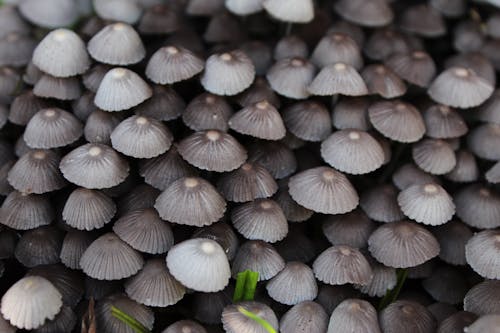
[111,306,150,333]
[242,270,259,301]
[237,306,277,333]
[233,270,248,302]
[233,270,260,302]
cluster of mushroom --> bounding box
[0,0,500,332]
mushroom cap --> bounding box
[60,143,129,189]
[88,23,145,65]
[1,276,63,330]
[79,233,144,280]
[327,299,381,333]
[146,45,204,84]
[266,261,318,305]
[94,68,152,112]
[201,50,255,96]
[288,166,359,214]
[166,238,231,292]
[32,29,90,77]
[154,176,226,227]
[368,221,440,268]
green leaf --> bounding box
[237,306,277,333]
[378,268,408,310]
[110,306,151,333]
[233,270,259,302]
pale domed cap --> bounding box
[177,130,247,172]
[465,229,500,279]
[80,232,144,280]
[368,221,440,268]
[1,276,62,330]
[308,62,368,96]
[288,166,359,214]
[262,0,314,23]
[32,29,90,78]
[154,177,226,227]
[266,261,317,305]
[280,301,328,333]
[93,0,143,24]
[217,162,278,203]
[60,143,129,189]
[397,183,455,226]
[62,188,115,231]
[454,184,500,229]
[228,100,286,140]
[146,45,204,84]
[282,101,331,142]
[166,238,231,292]
[95,68,152,112]
[24,108,83,149]
[19,0,79,28]
[266,57,315,99]
[231,199,288,243]
[113,208,174,254]
[385,51,436,88]
[464,280,500,316]
[125,258,185,307]
[231,240,285,281]
[201,50,255,96]
[334,0,393,27]
[380,300,436,333]
[368,100,426,143]
[222,301,279,333]
[428,67,494,108]
[313,245,372,285]
[0,190,53,230]
[321,129,384,175]
[311,32,363,69]
[327,299,381,333]
[7,149,66,194]
[88,23,145,65]
[110,115,173,159]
